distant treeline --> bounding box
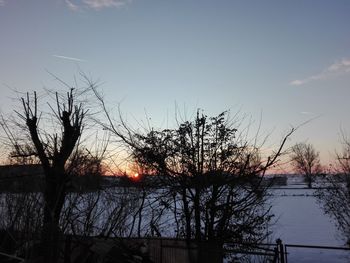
[0,164,105,193]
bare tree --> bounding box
[290,143,321,188]
[130,111,293,243]
[1,77,160,262]
[317,135,350,245]
[3,89,87,263]
[91,87,294,247]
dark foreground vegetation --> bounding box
[0,78,349,262]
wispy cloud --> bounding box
[290,58,350,86]
[53,54,86,62]
[0,0,6,6]
[65,0,131,11]
[83,0,129,9]
[65,0,80,11]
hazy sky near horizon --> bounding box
[1,0,350,167]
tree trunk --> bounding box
[182,188,192,240]
[41,169,66,263]
[194,189,201,241]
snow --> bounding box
[271,188,338,245]
[269,176,350,262]
[2,175,350,262]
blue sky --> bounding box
[1,0,350,166]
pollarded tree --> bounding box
[290,143,321,188]
[13,89,86,263]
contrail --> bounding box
[300,111,314,115]
[53,54,86,62]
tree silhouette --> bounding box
[317,135,350,244]
[290,143,321,188]
[132,111,292,243]
[93,90,294,246]
[15,89,86,262]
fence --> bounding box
[120,238,222,263]
[282,243,350,263]
[224,239,350,263]
[3,235,350,263]
[62,236,223,263]
[224,241,281,263]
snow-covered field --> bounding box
[1,175,350,262]
[270,176,350,263]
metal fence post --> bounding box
[272,246,279,263]
[276,239,285,263]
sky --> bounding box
[1,0,350,168]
